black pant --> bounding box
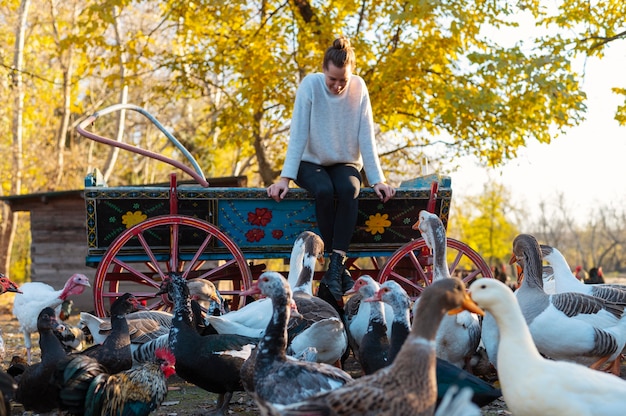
[295,162,361,253]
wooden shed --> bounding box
[0,175,249,314]
[1,189,95,312]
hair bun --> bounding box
[333,36,351,50]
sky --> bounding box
[444,32,626,226]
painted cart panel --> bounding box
[84,176,452,262]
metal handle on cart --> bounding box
[76,103,209,187]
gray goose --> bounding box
[266,277,484,416]
[240,271,352,414]
[512,234,626,375]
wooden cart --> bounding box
[78,104,492,316]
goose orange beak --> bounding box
[448,293,485,316]
[411,219,420,231]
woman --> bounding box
[267,36,395,307]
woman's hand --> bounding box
[267,177,291,202]
[372,182,396,203]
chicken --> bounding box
[54,347,176,416]
[12,273,91,363]
[14,307,68,413]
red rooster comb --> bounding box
[155,347,176,365]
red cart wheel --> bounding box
[378,237,492,300]
[93,215,253,317]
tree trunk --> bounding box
[1,0,30,273]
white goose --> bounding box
[469,278,626,416]
[511,234,626,375]
[541,244,626,302]
[414,210,481,369]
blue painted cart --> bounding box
[78,105,492,317]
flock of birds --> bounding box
[0,210,624,415]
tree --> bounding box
[448,182,520,271]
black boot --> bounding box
[341,269,354,293]
[320,252,347,301]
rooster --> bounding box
[54,348,176,416]
[12,273,91,363]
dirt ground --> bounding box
[2,291,625,416]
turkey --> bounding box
[157,272,260,416]
[14,307,68,413]
[79,293,143,374]
[54,347,175,416]
[12,273,91,363]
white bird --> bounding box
[343,275,393,370]
[511,234,626,375]
[208,231,348,364]
[541,244,626,302]
[469,277,626,416]
[12,273,91,363]
[413,210,481,369]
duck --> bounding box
[14,307,68,413]
[79,293,143,374]
[343,275,393,372]
[370,280,502,408]
[413,210,481,369]
[264,278,484,416]
[79,309,173,346]
[188,277,227,319]
[351,276,390,374]
[541,244,626,302]
[239,271,352,413]
[208,231,348,365]
[510,234,626,375]
[157,272,259,415]
[469,277,626,416]
[285,231,348,365]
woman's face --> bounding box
[323,62,352,95]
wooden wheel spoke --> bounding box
[110,258,160,287]
[195,258,238,281]
[169,222,180,272]
[448,250,464,275]
[182,232,213,279]
[136,231,168,280]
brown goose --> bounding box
[266,277,484,416]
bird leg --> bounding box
[589,355,610,372]
[206,391,232,416]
